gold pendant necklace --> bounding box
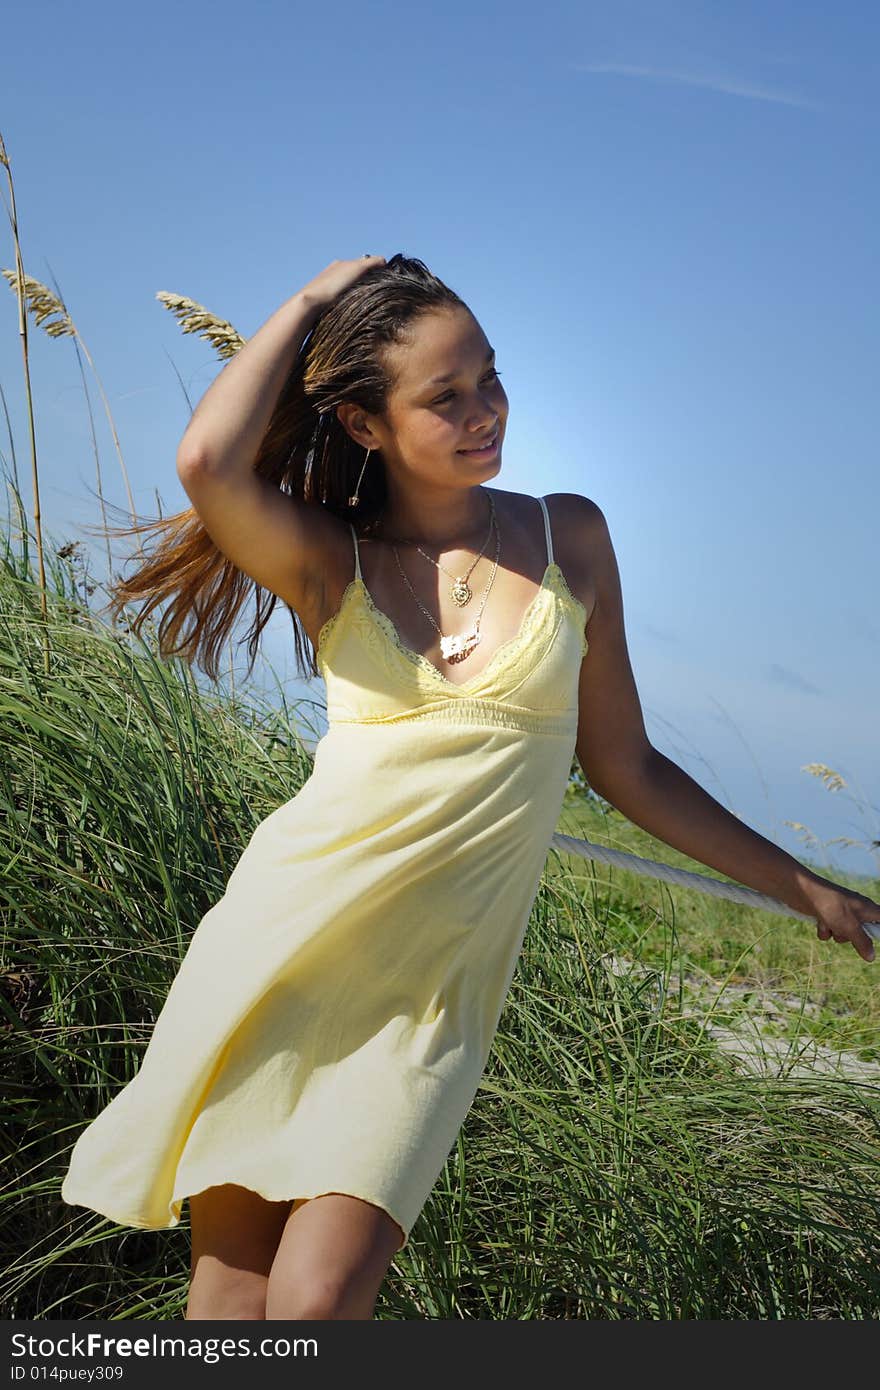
[409,490,496,606]
[450,576,474,607]
[392,503,502,664]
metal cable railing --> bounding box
[549,831,880,942]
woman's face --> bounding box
[342,305,508,492]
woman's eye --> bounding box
[433,369,503,405]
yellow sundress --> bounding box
[61,493,588,1250]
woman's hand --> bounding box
[802,878,880,963]
[299,256,387,312]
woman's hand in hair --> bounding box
[298,256,387,312]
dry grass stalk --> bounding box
[0,126,50,668]
[0,268,140,568]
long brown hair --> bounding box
[93,254,467,683]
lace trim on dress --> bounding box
[316,562,587,685]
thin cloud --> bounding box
[573,62,819,110]
[638,618,679,644]
[764,663,823,696]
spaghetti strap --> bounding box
[349,522,362,582]
[537,495,554,567]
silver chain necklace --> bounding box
[391,494,502,664]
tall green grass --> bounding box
[2,494,879,1320]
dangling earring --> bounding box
[348,447,371,508]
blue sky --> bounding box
[1,0,877,881]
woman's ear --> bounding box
[336,404,378,452]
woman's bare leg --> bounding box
[264,1192,405,1320]
[186,1183,294,1320]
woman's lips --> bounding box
[458,430,500,457]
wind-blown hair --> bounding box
[94,254,468,683]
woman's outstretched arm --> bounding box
[572,496,879,964]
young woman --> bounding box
[61,254,880,1320]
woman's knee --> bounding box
[264,1193,402,1321]
[266,1270,368,1321]
[187,1183,294,1320]
[186,1271,269,1321]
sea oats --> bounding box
[802,762,847,792]
[1,268,138,565]
[1,270,74,337]
[155,291,245,360]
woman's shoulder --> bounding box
[497,483,600,509]
[499,486,605,535]
[490,486,608,566]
